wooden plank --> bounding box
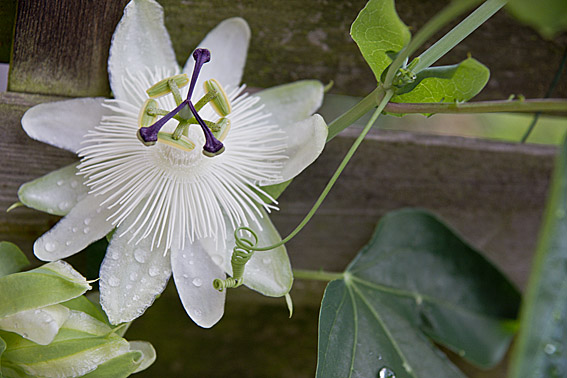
[0,91,556,291]
[9,0,128,97]
[7,0,567,99]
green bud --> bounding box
[204,79,232,116]
[146,74,189,98]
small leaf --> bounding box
[0,305,69,345]
[391,57,490,107]
[1,330,130,378]
[509,135,567,378]
[61,296,109,325]
[79,351,143,378]
[128,341,156,373]
[506,0,567,39]
[350,0,411,82]
[0,242,29,277]
[0,261,91,318]
[316,209,520,378]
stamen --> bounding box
[137,100,188,146]
[186,48,211,102]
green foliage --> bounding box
[316,209,520,378]
[509,136,567,378]
[0,243,29,278]
[391,58,490,105]
[350,0,411,83]
[0,261,91,319]
[506,0,567,39]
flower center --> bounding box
[137,48,232,157]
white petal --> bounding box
[171,242,226,328]
[183,17,250,93]
[109,0,179,102]
[34,194,115,261]
[202,208,293,297]
[22,98,108,153]
[18,162,88,216]
[129,341,157,373]
[255,80,324,126]
[0,304,69,345]
[259,114,328,185]
[62,310,113,337]
[100,219,172,325]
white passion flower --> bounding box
[18,0,327,328]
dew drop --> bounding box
[211,254,224,265]
[140,278,147,284]
[96,207,102,214]
[110,252,119,260]
[108,276,120,287]
[193,309,203,318]
[56,179,64,186]
[378,367,396,378]
[84,218,92,225]
[70,180,79,188]
[262,257,272,265]
[34,309,41,315]
[44,242,56,252]
[190,252,194,257]
[129,272,138,281]
[189,260,194,265]
[545,343,557,355]
[65,241,72,246]
[72,227,78,233]
[182,253,187,258]
[132,295,140,301]
[134,248,147,263]
[192,278,203,287]
[83,227,90,234]
[183,274,189,279]
[148,266,160,277]
[58,201,70,211]
[126,284,132,290]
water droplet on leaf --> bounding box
[545,343,557,355]
[378,367,396,378]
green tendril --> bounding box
[213,227,258,291]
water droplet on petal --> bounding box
[378,367,396,378]
[262,257,272,265]
[96,207,102,214]
[84,218,91,225]
[134,248,147,263]
[56,179,64,186]
[141,278,147,284]
[72,227,78,233]
[211,254,224,265]
[132,294,140,301]
[108,276,120,287]
[45,242,56,252]
[58,201,70,211]
[65,241,72,246]
[149,266,160,277]
[83,227,90,234]
[182,253,187,258]
[130,272,138,281]
[192,278,203,287]
[182,274,189,279]
[193,309,202,318]
[71,180,79,188]
[189,260,194,265]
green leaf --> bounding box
[0,336,5,377]
[0,243,29,278]
[1,330,130,378]
[350,0,411,82]
[506,0,567,39]
[509,135,567,378]
[259,179,293,201]
[391,57,490,106]
[79,350,143,378]
[0,261,91,318]
[62,296,109,325]
[316,209,520,378]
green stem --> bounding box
[293,269,344,282]
[327,86,386,141]
[239,90,395,252]
[384,0,484,87]
[385,98,567,114]
[413,0,507,73]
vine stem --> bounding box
[293,269,344,282]
[238,89,395,252]
[385,98,567,114]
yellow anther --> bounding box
[157,132,196,152]
[137,99,158,128]
[146,74,189,98]
[203,79,231,116]
[213,118,231,142]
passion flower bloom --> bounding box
[18,0,327,328]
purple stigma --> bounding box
[138,48,211,145]
[188,101,224,156]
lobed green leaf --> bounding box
[509,135,567,378]
[350,0,411,83]
[316,209,520,378]
[0,243,29,278]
